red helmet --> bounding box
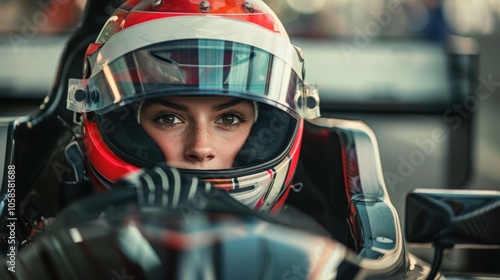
[67,0,320,213]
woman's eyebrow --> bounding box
[147,98,245,112]
[212,99,243,111]
[151,100,189,111]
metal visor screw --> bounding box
[306,96,318,109]
[152,0,162,9]
[242,1,254,13]
[74,89,86,102]
[199,1,211,13]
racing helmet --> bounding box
[67,0,320,213]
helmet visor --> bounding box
[69,39,303,116]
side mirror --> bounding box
[405,188,500,280]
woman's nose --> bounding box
[184,125,215,162]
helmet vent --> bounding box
[198,1,211,13]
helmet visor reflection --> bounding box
[74,39,300,115]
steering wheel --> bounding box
[54,166,282,227]
[0,166,358,280]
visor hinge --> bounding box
[67,78,87,113]
[295,84,321,119]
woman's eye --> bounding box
[222,115,238,124]
[218,114,241,125]
[157,114,181,125]
[217,113,245,126]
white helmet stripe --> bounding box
[259,159,291,211]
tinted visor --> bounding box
[70,39,301,115]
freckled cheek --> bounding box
[148,130,185,160]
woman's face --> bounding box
[139,96,255,169]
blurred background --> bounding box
[1,0,499,275]
[270,0,500,273]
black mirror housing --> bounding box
[406,188,500,247]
